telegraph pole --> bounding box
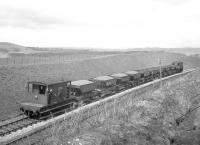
[159,58,162,88]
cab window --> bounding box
[39,85,46,94]
[32,84,38,93]
[31,84,46,95]
[28,83,32,92]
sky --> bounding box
[0,0,200,49]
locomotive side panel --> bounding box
[48,82,70,104]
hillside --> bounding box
[0,42,32,52]
[0,42,66,58]
[165,48,200,56]
[0,42,36,57]
[129,47,200,56]
[0,51,200,120]
[0,42,122,59]
[191,54,200,58]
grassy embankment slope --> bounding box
[46,70,200,145]
[0,51,200,120]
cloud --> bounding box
[0,6,66,29]
[153,0,190,5]
[1,0,200,48]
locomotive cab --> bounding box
[28,82,47,104]
[20,81,72,116]
[20,82,48,113]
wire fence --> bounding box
[0,54,108,67]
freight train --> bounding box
[19,61,183,119]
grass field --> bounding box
[1,51,200,120]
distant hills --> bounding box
[0,42,55,58]
[0,42,37,58]
[131,47,200,56]
[0,42,32,52]
[0,42,200,58]
[165,48,200,56]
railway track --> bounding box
[0,108,73,137]
[0,114,38,137]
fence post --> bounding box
[6,57,8,65]
[22,56,23,66]
[27,135,31,145]
[96,106,100,124]
[114,99,116,120]
[104,103,108,118]
[33,56,35,65]
[59,55,60,64]
[159,58,162,88]
[14,57,15,65]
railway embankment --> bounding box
[0,69,196,145]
